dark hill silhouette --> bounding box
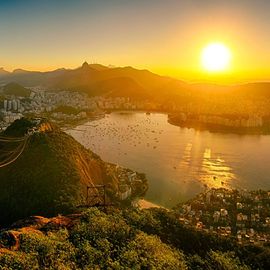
[49,62,100,89]
[102,76,148,98]
[0,119,115,224]
[48,63,173,98]
[89,63,109,71]
[0,63,269,100]
[2,82,31,97]
[0,67,10,77]
[0,68,67,87]
[98,66,172,91]
[82,77,149,99]
[0,63,172,97]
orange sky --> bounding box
[1,1,269,84]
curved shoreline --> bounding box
[61,109,270,136]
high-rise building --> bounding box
[12,100,18,111]
[3,100,8,111]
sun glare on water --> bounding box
[201,43,232,72]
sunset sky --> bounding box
[1,0,269,83]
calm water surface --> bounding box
[67,112,270,208]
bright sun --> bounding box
[201,43,231,72]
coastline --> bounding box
[56,108,270,137]
[62,109,270,136]
[168,117,270,136]
[59,113,106,131]
[135,199,166,210]
[64,110,270,210]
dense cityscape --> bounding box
[1,84,270,134]
[177,188,270,245]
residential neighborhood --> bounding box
[177,188,270,245]
[105,163,148,201]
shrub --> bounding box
[0,251,38,270]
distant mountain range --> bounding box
[0,62,270,100]
[0,62,171,90]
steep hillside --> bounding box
[0,119,112,224]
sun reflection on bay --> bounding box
[178,143,236,189]
[200,148,236,188]
[179,143,192,167]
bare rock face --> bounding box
[10,216,50,229]
[41,214,82,232]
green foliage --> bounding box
[0,252,39,270]
[186,254,208,270]
[70,208,187,269]
[70,208,133,247]
[19,230,76,269]
[122,208,269,270]
[0,208,268,269]
[123,208,236,255]
[206,251,250,270]
[70,208,135,268]
[187,252,251,270]
[120,232,187,270]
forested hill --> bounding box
[0,119,116,224]
[0,207,268,269]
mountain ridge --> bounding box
[0,63,270,101]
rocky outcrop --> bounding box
[0,214,82,251]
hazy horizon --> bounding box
[1,0,270,83]
[1,61,270,86]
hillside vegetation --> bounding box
[0,207,268,269]
[0,119,113,225]
[0,119,269,269]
